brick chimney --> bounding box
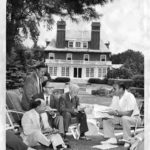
[90,22,100,50]
[56,21,66,48]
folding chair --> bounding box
[133,100,144,136]
[6,106,24,132]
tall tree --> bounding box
[7,0,111,63]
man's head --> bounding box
[69,84,79,98]
[31,98,46,114]
[113,82,126,96]
[35,63,47,78]
[42,80,54,95]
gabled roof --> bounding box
[45,41,110,53]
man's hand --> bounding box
[104,109,118,116]
[42,128,53,134]
[73,109,78,113]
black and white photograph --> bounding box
[0,0,150,150]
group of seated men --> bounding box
[6,63,143,150]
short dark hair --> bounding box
[113,82,126,91]
[42,79,53,88]
[35,63,47,70]
[118,83,126,90]
[30,99,41,109]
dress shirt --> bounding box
[110,90,140,117]
[44,94,50,106]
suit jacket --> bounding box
[59,92,80,113]
[33,92,59,110]
[21,109,41,135]
[21,72,40,111]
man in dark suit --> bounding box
[6,130,35,150]
[59,83,89,140]
[33,80,65,137]
[21,63,47,111]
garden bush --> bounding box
[129,87,144,98]
[88,78,108,84]
[91,88,110,96]
[53,77,70,83]
[132,75,144,88]
[107,78,133,89]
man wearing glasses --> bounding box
[33,80,65,138]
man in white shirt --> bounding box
[21,98,67,150]
[102,83,141,146]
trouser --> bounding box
[103,116,141,140]
[41,112,64,134]
[62,111,89,134]
[22,130,65,149]
[49,115,65,135]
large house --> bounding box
[44,21,112,81]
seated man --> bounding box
[59,83,89,140]
[102,83,141,147]
[6,130,35,150]
[33,80,65,137]
[21,98,67,150]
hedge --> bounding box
[132,75,144,88]
[129,87,144,98]
[107,78,133,89]
[53,77,70,83]
[91,88,110,96]
[88,78,108,84]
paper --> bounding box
[92,144,118,149]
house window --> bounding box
[100,55,106,61]
[90,68,94,77]
[98,67,107,78]
[86,68,90,77]
[66,53,72,60]
[49,53,55,59]
[83,42,88,48]
[61,67,65,76]
[84,54,89,61]
[68,41,74,48]
[76,42,81,48]
[86,68,94,77]
[49,67,57,76]
[61,67,70,77]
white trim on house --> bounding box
[83,54,89,61]
[49,53,55,59]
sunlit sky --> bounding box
[23,0,150,54]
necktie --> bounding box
[46,96,48,105]
[39,115,43,129]
[39,78,42,93]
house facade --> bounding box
[45,21,112,81]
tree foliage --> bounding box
[111,50,144,75]
[107,67,132,79]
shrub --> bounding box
[91,88,110,96]
[129,87,144,98]
[132,75,144,88]
[88,78,108,84]
[53,77,70,83]
[107,78,133,89]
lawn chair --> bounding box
[132,100,144,136]
[6,91,24,127]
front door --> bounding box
[74,68,82,78]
